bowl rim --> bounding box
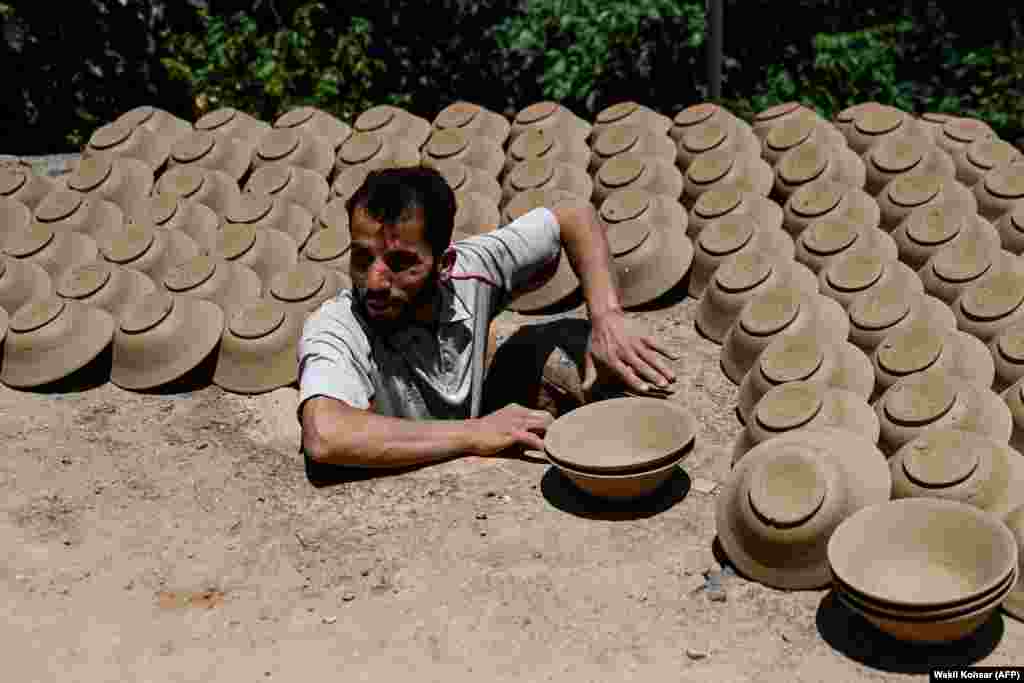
[545,451,686,481]
[833,567,1017,617]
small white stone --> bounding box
[686,648,708,660]
[322,615,337,624]
[691,477,719,494]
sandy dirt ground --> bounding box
[3,285,1024,682]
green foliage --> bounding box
[159,3,392,123]
[494,0,705,105]
[952,44,1024,137]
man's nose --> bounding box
[366,258,392,290]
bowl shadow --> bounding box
[815,590,1004,675]
[3,343,114,394]
[623,267,693,313]
[122,343,220,396]
[539,464,690,520]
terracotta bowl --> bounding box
[994,203,1024,255]
[861,134,956,197]
[952,268,1024,343]
[936,118,997,158]
[683,147,772,209]
[590,124,676,175]
[837,566,1017,618]
[818,246,921,310]
[274,106,353,152]
[990,321,1024,391]
[953,138,1022,187]
[676,118,760,173]
[195,107,271,148]
[670,103,747,145]
[828,498,1017,609]
[889,428,1024,517]
[433,160,503,206]
[509,101,591,146]
[354,105,431,150]
[876,173,978,232]
[423,128,505,178]
[1002,505,1024,622]
[834,102,883,141]
[845,106,929,155]
[169,129,255,183]
[687,183,783,240]
[920,239,1014,307]
[547,452,686,501]
[782,180,880,238]
[974,163,1024,223]
[592,101,672,142]
[848,287,956,354]
[503,128,591,177]
[732,383,879,466]
[593,154,684,206]
[695,251,817,344]
[751,102,816,141]
[432,101,511,148]
[736,331,875,426]
[872,324,995,397]
[761,111,842,167]
[892,201,996,270]
[874,369,1012,456]
[689,212,794,299]
[500,158,593,206]
[796,218,896,275]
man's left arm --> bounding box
[551,199,678,394]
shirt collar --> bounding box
[354,281,473,348]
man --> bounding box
[298,165,677,469]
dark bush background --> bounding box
[1,0,1021,155]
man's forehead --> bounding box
[350,205,427,249]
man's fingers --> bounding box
[635,344,677,384]
[517,430,547,452]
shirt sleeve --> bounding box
[296,297,376,424]
[451,206,562,298]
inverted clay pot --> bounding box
[818,243,920,310]
[686,182,783,240]
[935,118,997,158]
[423,128,505,178]
[682,147,773,210]
[56,261,155,320]
[252,127,334,179]
[796,217,896,275]
[953,138,1022,188]
[872,321,995,397]
[952,268,1024,343]
[274,106,353,152]
[847,286,956,354]
[65,155,153,223]
[592,154,684,206]
[861,134,956,197]
[973,163,1024,223]
[782,179,881,238]
[676,117,761,173]
[432,101,511,148]
[0,166,55,212]
[593,101,673,142]
[501,158,592,206]
[689,212,794,298]
[244,163,329,218]
[589,124,677,176]
[195,107,271,148]
[32,188,123,239]
[509,101,591,147]
[845,105,929,156]
[503,128,590,178]
[224,193,315,253]
[773,141,865,203]
[433,160,502,206]
[333,132,421,177]
[168,129,255,184]
[354,105,432,150]
[163,254,262,317]
[876,172,978,232]
[892,201,997,270]
[84,121,170,174]
[142,194,219,254]
[155,165,241,218]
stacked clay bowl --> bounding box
[675,111,761,176]
[504,127,590,178]
[795,217,897,276]
[542,397,697,500]
[818,243,921,311]
[876,172,977,232]
[716,427,891,590]
[686,182,784,240]
[781,179,880,239]
[689,211,794,298]
[860,133,956,197]
[828,498,1018,643]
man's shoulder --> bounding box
[302,290,371,346]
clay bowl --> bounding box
[848,287,956,355]
[593,154,684,207]
[994,200,1024,255]
[861,134,956,197]
[422,128,505,178]
[889,428,1024,518]
[1002,377,1024,455]
[773,141,866,203]
[874,369,1012,456]
[1003,505,1024,622]
[435,160,502,207]
[936,118,997,158]
[732,382,879,466]
[454,193,501,238]
[990,321,1024,391]
[593,101,672,142]
[225,194,315,253]
[720,288,848,385]
[0,196,31,251]
[952,268,1024,343]
[65,155,152,223]
[115,105,192,153]
[953,138,1022,187]
[695,251,817,344]
[163,254,262,317]
[265,263,347,316]
[688,212,794,299]
[432,101,511,148]
[252,127,334,179]
[508,101,591,146]
[97,220,200,286]
[500,159,593,206]
[892,201,996,270]
[500,188,579,227]
[84,121,170,174]
[244,163,330,219]
[818,245,921,310]
[589,124,677,176]
[672,102,751,145]
[274,106,352,152]
[0,166,55,212]
[503,127,591,178]
[782,180,881,238]
[682,147,773,210]
[686,183,783,240]
[736,330,874,426]
[142,194,219,254]
[919,236,1014,307]
[750,102,816,141]
[212,300,304,395]
[155,165,241,218]
[676,118,761,173]
[872,323,995,398]
[761,110,842,167]
[195,107,270,148]
[333,132,421,177]
[214,221,298,287]
[974,163,1024,223]
[877,173,978,232]
[543,397,697,474]
[0,254,52,316]
[845,105,929,155]
[828,498,1016,613]
[834,102,883,141]
[31,189,123,239]
[716,427,892,590]
[56,261,155,320]
[547,453,686,501]
[353,105,432,150]
[168,129,255,183]
[796,218,896,276]
[3,221,98,283]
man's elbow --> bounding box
[300,398,358,466]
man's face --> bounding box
[348,203,438,324]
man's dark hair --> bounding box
[346,165,456,261]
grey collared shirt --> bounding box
[296,207,562,422]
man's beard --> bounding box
[356,269,440,329]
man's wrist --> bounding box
[588,304,624,323]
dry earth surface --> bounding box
[3,153,1024,681]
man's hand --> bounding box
[583,311,678,396]
[466,403,554,456]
